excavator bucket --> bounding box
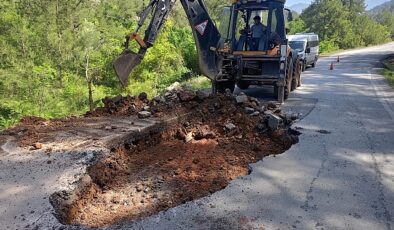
[113,49,143,87]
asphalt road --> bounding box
[114,43,394,230]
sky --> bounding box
[285,0,390,10]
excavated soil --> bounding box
[46,90,300,228]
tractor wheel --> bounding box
[284,58,294,100]
[237,81,250,90]
[213,81,235,94]
[291,58,301,91]
[274,85,285,103]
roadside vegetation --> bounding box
[0,0,393,129]
[383,57,394,87]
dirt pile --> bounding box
[49,87,301,228]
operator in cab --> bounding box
[250,16,266,50]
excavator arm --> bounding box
[113,0,222,86]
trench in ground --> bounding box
[50,104,300,228]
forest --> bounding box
[0,0,393,129]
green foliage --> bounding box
[300,0,391,53]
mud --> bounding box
[46,91,300,228]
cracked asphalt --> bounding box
[111,43,394,230]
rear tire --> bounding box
[311,59,317,68]
[285,58,294,100]
[292,58,301,91]
[237,81,250,90]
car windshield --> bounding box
[289,41,305,51]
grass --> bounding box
[382,56,394,87]
[181,76,211,90]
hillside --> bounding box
[369,0,394,14]
[287,3,309,14]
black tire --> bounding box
[214,81,235,94]
[284,58,293,100]
[274,85,285,103]
[311,59,316,68]
[237,81,250,90]
[291,59,300,91]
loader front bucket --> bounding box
[113,49,143,86]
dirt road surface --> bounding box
[1,42,393,230]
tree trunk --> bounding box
[85,54,94,113]
[88,79,93,113]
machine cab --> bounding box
[218,0,290,55]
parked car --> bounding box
[287,33,319,71]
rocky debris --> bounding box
[236,93,249,104]
[267,114,283,130]
[245,107,255,114]
[32,142,43,150]
[177,90,196,102]
[166,82,182,92]
[138,111,152,119]
[224,123,237,131]
[4,81,302,228]
[196,90,210,101]
[138,92,148,101]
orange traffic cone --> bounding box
[337,56,340,62]
[330,62,334,70]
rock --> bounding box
[138,111,152,119]
[268,114,283,130]
[143,106,150,111]
[267,101,278,110]
[195,125,216,140]
[224,123,237,131]
[196,90,209,101]
[185,132,194,143]
[136,185,144,192]
[225,88,232,97]
[236,93,249,104]
[256,123,268,132]
[138,92,148,101]
[144,187,151,193]
[264,110,274,115]
[178,90,196,102]
[250,111,260,116]
[166,82,182,92]
[245,107,255,114]
[33,143,43,150]
[112,95,123,104]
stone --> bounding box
[250,111,260,116]
[268,114,283,130]
[224,123,237,131]
[33,143,43,150]
[264,110,274,115]
[236,94,249,104]
[166,82,182,92]
[267,101,278,110]
[178,90,196,102]
[185,132,194,143]
[143,106,150,111]
[196,90,209,100]
[138,111,152,119]
[112,95,123,104]
[245,107,255,114]
[138,92,148,101]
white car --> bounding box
[287,33,319,71]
